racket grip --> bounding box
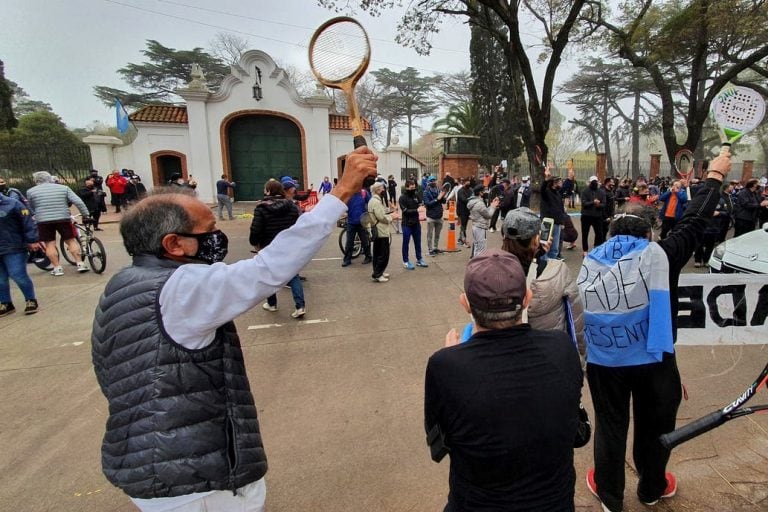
[659,411,726,450]
[719,143,731,156]
[353,135,368,148]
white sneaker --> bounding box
[382,272,390,278]
[372,276,389,282]
[51,266,64,276]
[291,307,305,319]
[262,302,278,312]
[77,262,90,273]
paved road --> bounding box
[0,205,766,511]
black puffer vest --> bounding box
[92,255,267,498]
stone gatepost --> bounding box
[649,154,661,179]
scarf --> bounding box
[577,235,673,367]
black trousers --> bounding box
[89,209,102,229]
[660,216,677,239]
[587,356,682,512]
[489,207,501,230]
[458,213,470,243]
[734,218,755,237]
[694,231,718,264]
[371,237,390,278]
[343,223,370,263]
[581,216,604,252]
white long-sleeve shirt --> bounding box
[159,194,346,350]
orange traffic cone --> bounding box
[444,200,461,252]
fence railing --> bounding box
[0,144,93,193]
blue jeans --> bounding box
[267,275,304,309]
[542,223,562,261]
[402,223,423,262]
[0,251,36,303]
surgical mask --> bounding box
[175,230,229,264]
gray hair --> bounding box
[469,305,523,330]
[33,171,53,184]
[120,189,196,256]
[370,181,385,194]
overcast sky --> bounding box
[2,0,568,131]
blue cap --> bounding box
[281,177,297,190]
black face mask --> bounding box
[640,194,648,200]
[406,189,416,196]
[175,230,229,264]
[589,181,598,190]
[0,185,7,194]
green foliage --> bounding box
[432,102,482,135]
[0,60,17,131]
[371,67,440,151]
[93,40,230,108]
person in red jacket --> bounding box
[105,170,128,213]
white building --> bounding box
[85,49,378,202]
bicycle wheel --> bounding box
[59,236,79,265]
[338,229,362,259]
[87,237,107,274]
[29,250,53,271]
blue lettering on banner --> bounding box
[579,258,651,312]
[583,308,656,366]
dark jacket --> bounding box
[580,186,607,218]
[346,189,371,225]
[399,191,421,227]
[456,186,472,217]
[734,188,760,222]
[91,256,266,498]
[0,195,38,255]
[249,195,300,248]
[78,186,103,212]
[422,184,446,219]
[540,181,568,223]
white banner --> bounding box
[676,273,768,345]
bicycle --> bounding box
[60,215,107,274]
[338,217,363,259]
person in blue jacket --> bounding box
[0,194,40,316]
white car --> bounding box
[709,222,768,274]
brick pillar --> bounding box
[742,160,754,183]
[650,154,661,180]
[596,153,606,182]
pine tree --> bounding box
[0,60,18,131]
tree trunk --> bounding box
[631,91,641,179]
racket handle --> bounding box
[719,143,731,156]
[659,410,726,450]
[353,135,368,148]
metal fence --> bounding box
[0,144,93,193]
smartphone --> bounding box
[540,217,555,242]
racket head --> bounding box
[442,182,452,195]
[308,17,371,90]
[674,148,694,181]
[711,85,766,143]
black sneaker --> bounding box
[24,299,38,315]
[362,257,372,264]
[0,302,15,317]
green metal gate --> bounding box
[228,115,302,201]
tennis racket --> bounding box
[710,85,766,151]
[660,360,768,450]
[309,17,371,149]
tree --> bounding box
[208,32,250,65]
[432,102,483,135]
[433,70,473,105]
[469,5,522,166]
[93,40,230,108]
[318,0,599,187]
[7,80,53,117]
[0,60,17,130]
[596,0,768,169]
[371,67,439,151]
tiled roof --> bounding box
[329,114,372,131]
[130,105,188,124]
[129,105,371,131]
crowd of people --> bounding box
[2,146,767,512]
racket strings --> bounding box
[713,89,766,132]
[310,23,369,83]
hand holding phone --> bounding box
[540,217,555,242]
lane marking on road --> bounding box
[311,257,343,261]
[247,318,332,330]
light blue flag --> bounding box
[115,98,129,134]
